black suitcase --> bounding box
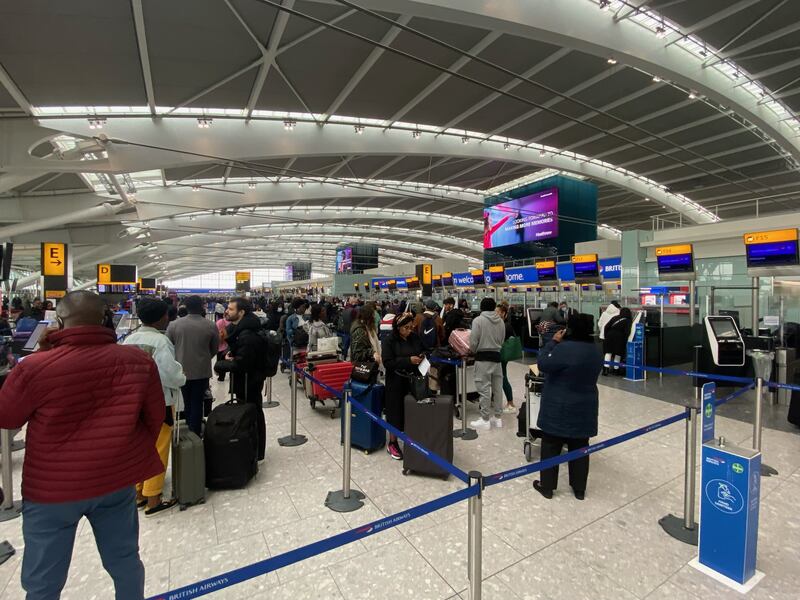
[402,394,454,479]
[204,380,259,489]
[788,374,800,428]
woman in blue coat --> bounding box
[533,314,603,500]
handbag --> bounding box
[401,372,431,401]
[351,361,379,385]
[500,336,523,362]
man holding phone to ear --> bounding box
[0,291,164,600]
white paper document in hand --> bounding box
[418,357,431,376]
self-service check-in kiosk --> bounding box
[704,316,745,368]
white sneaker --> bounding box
[491,417,503,428]
[469,418,491,431]
[503,405,516,414]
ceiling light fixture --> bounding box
[88,117,107,130]
[461,136,469,144]
[652,75,661,82]
[298,181,305,188]
[197,117,212,129]
[248,181,256,189]
[503,142,510,150]
[688,90,698,99]
[354,124,365,135]
[283,119,296,131]
[599,0,611,10]
[191,185,200,192]
[412,129,421,139]
[655,24,667,39]
[607,58,617,65]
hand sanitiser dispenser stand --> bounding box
[690,435,764,593]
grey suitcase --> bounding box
[402,394,454,479]
[172,422,206,510]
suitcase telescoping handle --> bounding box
[228,372,248,404]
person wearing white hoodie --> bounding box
[124,298,187,517]
[597,301,621,375]
[469,297,508,431]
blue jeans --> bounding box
[338,333,351,359]
[21,486,144,600]
[181,378,208,436]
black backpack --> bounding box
[292,318,309,348]
[419,314,438,350]
[256,328,282,377]
[337,306,356,334]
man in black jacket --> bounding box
[215,298,268,461]
[442,297,464,342]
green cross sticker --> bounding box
[732,463,744,474]
[705,403,713,418]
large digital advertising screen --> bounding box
[336,247,353,273]
[483,188,558,250]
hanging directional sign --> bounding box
[41,243,66,277]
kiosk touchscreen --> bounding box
[22,321,52,353]
[527,308,544,337]
[704,316,745,367]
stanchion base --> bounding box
[262,401,280,409]
[325,490,365,513]
[0,541,14,566]
[658,514,698,546]
[278,434,308,447]
[459,428,478,441]
[761,463,779,477]
[0,501,22,523]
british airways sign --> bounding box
[453,272,475,286]
[505,266,538,284]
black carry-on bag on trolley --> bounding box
[204,375,259,489]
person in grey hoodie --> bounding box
[468,297,507,430]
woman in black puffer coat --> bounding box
[381,313,425,461]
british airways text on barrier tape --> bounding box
[148,485,479,600]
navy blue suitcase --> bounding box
[342,381,385,454]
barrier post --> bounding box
[278,364,307,447]
[658,347,700,545]
[455,359,477,441]
[326,388,365,512]
[749,349,779,476]
[262,376,279,409]
[467,471,483,600]
[0,428,22,522]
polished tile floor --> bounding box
[0,361,798,599]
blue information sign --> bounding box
[625,323,645,381]
[702,382,716,443]
[698,441,761,586]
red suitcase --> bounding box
[306,361,352,418]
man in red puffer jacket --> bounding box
[0,291,164,600]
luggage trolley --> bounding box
[522,370,545,462]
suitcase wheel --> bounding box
[179,504,188,511]
[329,409,336,419]
[310,398,316,408]
[524,441,533,463]
[402,469,409,476]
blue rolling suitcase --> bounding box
[342,381,385,454]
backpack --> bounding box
[292,316,309,348]
[256,329,282,377]
[419,314,438,350]
[337,306,355,334]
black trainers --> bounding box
[533,480,553,499]
[144,499,177,517]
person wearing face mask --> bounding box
[123,298,187,516]
[381,312,425,460]
[0,291,164,599]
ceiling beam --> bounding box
[323,15,412,120]
[131,0,156,115]
[386,30,500,126]
[0,62,32,115]
[664,0,762,48]
[438,48,571,132]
